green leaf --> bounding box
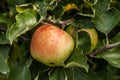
[96,46,120,68]
[76,31,91,52]
[112,32,120,42]
[6,9,38,44]
[65,67,100,80]
[71,19,95,28]
[44,0,56,5]
[77,28,98,52]
[78,4,95,17]
[8,58,32,80]
[0,34,10,44]
[83,0,97,6]
[93,0,110,13]
[0,13,12,27]
[64,68,74,80]
[16,3,36,13]
[19,41,31,63]
[44,0,57,10]
[7,0,25,5]
[96,65,120,80]
[65,48,89,72]
[30,61,49,80]
[49,68,67,80]
[0,45,10,74]
[8,43,20,63]
[35,2,47,20]
[93,7,120,34]
[52,6,64,19]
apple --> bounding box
[30,24,74,66]
[66,26,76,36]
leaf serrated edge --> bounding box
[64,62,89,72]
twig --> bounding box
[0,26,6,31]
[88,42,120,57]
[19,36,30,41]
[43,19,74,29]
[0,26,29,41]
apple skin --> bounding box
[30,24,74,66]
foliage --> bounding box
[0,0,120,80]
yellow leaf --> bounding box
[63,3,79,12]
[16,3,37,13]
[78,28,98,52]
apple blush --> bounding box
[30,24,74,67]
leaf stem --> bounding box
[88,41,120,57]
[105,33,109,45]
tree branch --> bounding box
[43,19,74,29]
[0,26,29,41]
[0,26,6,31]
[88,42,120,57]
[0,19,74,41]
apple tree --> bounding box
[0,0,120,80]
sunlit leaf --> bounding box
[16,3,37,13]
[63,3,79,12]
[6,9,38,44]
[78,28,98,52]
